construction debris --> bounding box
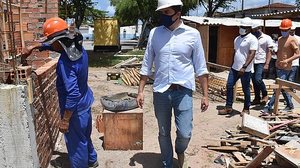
[205,113,300,167]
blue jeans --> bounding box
[153,87,193,168]
[267,69,294,109]
[226,68,251,110]
[64,108,97,168]
[252,63,268,100]
[288,66,298,82]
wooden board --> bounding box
[241,114,270,138]
[103,108,143,150]
[245,146,274,168]
[275,140,300,168]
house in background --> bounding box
[220,3,297,18]
[120,21,142,40]
[79,25,94,41]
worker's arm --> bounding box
[21,42,53,59]
[136,75,148,109]
[264,47,272,71]
[238,50,256,76]
[137,29,155,109]
[197,74,209,112]
[193,32,209,112]
[21,42,43,59]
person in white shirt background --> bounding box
[268,34,279,79]
[251,24,274,106]
[136,0,209,167]
[218,17,258,116]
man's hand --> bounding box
[136,92,144,109]
[201,97,209,112]
[21,46,34,58]
[263,64,269,72]
[279,59,288,68]
[238,68,245,77]
[59,118,70,133]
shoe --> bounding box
[177,153,188,168]
[261,96,269,105]
[240,109,250,116]
[218,107,233,115]
[279,106,294,113]
[89,161,99,168]
[260,106,271,115]
[251,99,261,105]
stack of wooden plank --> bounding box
[121,68,141,86]
[235,79,276,98]
[205,113,300,168]
[196,73,227,102]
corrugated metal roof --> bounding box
[182,16,300,28]
[251,9,300,18]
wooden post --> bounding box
[273,82,281,115]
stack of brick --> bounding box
[32,58,60,168]
[9,65,32,83]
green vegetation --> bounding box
[119,49,145,55]
[87,51,142,67]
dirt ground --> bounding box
[49,65,269,168]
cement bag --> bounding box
[100,92,138,112]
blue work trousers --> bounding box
[267,69,294,109]
[226,68,251,110]
[64,108,97,168]
[153,86,193,168]
[252,63,268,100]
[288,66,299,82]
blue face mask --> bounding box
[281,31,289,38]
[252,31,261,38]
[159,12,178,28]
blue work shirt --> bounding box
[40,44,94,115]
[140,22,209,93]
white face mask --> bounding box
[239,28,247,35]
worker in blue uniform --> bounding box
[21,17,98,168]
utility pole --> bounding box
[241,0,245,17]
[197,0,199,16]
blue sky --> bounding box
[93,0,296,17]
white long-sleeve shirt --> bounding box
[140,22,208,93]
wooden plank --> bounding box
[274,83,282,115]
[103,108,143,150]
[233,152,247,162]
[241,114,270,138]
[284,89,300,105]
[269,119,298,131]
[275,140,300,168]
[207,146,240,151]
[245,146,274,168]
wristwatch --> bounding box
[242,65,247,69]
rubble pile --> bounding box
[205,113,300,168]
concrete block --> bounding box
[0,85,39,168]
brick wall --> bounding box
[32,59,60,168]
[0,0,58,69]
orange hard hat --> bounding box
[43,17,68,37]
[279,19,292,30]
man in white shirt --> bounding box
[219,17,258,116]
[288,25,300,83]
[251,25,274,105]
[136,0,209,167]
